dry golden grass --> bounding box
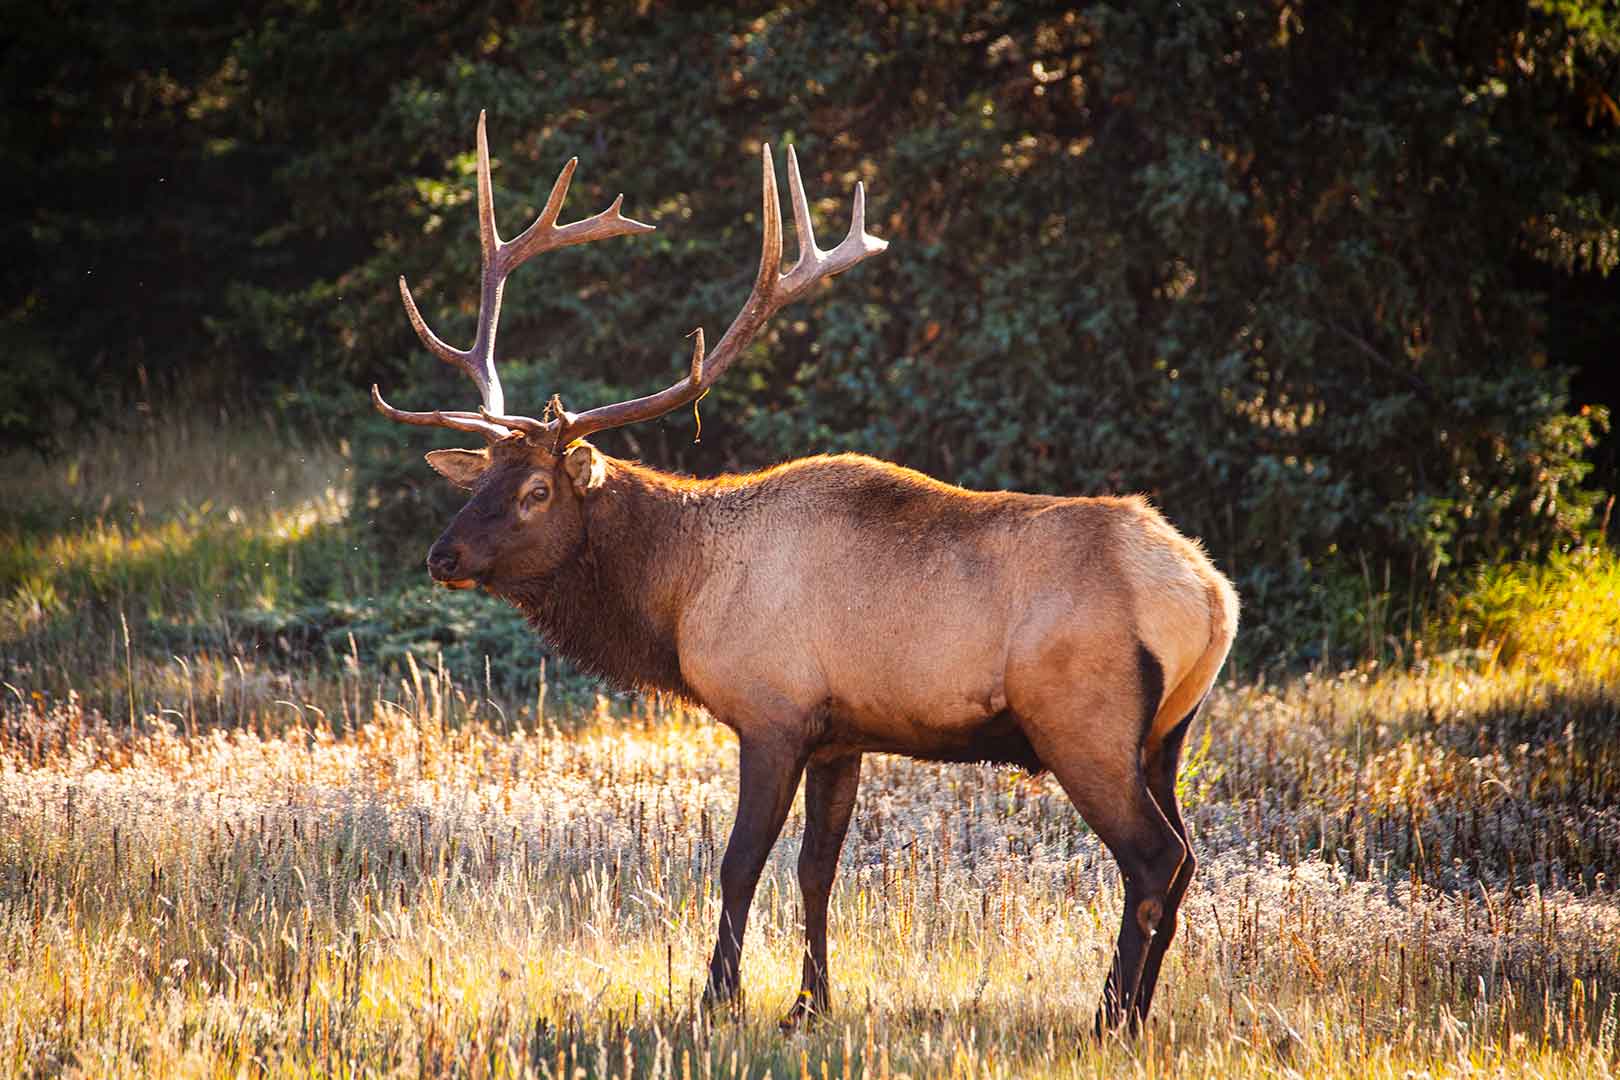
[1,643,1615,1078]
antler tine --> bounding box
[784,145,818,271]
[537,158,579,234]
[688,141,787,387]
[392,110,509,416]
[377,111,654,441]
[553,142,883,449]
[757,143,786,295]
[504,159,655,268]
[397,275,503,415]
[371,385,513,442]
[477,406,553,442]
[545,329,708,448]
[779,147,888,301]
[475,110,500,266]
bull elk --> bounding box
[374,114,1239,1034]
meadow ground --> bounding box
[1,411,1617,1078]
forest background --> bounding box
[5,0,1619,681]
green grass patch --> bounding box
[1434,545,1620,675]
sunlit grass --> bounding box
[1,410,352,614]
[0,396,350,531]
[0,399,583,715]
[1,633,1616,1077]
[1,507,345,634]
[1436,545,1620,677]
[0,402,368,712]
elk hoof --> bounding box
[778,991,821,1034]
[701,982,744,1017]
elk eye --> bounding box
[524,482,549,507]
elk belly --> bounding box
[809,695,1043,772]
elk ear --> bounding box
[563,442,606,493]
[425,448,489,491]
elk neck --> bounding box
[504,456,716,699]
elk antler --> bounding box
[539,144,888,448]
[372,111,654,440]
[374,125,886,451]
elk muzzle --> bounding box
[426,542,479,590]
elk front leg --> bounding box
[781,753,862,1032]
[705,733,806,1007]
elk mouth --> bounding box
[426,545,483,590]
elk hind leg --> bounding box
[1083,770,1185,1035]
[1015,647,1186,1036]
[1130,699,1205,1026]
[1132,602,1234,1027]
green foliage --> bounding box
[216,587,598,704]
[8,2,1620,660]
[1434,542,1620,673]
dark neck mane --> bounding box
[502,460,703,698]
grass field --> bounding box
[2,410,1617,1077]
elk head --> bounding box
[413,436,604,592]
[373,113,887,592]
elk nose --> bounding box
[427,546,462,581]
